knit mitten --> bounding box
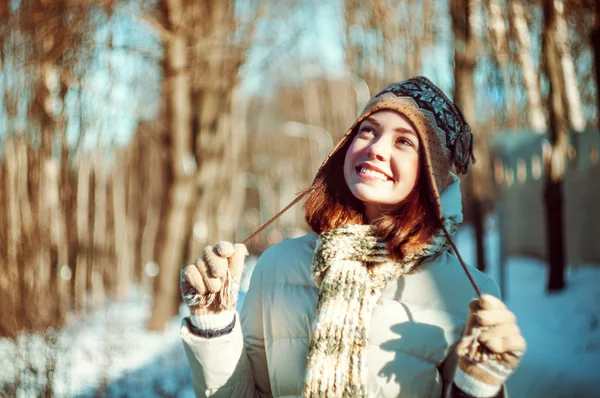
[180,242,248,323]
[453,294,525,397]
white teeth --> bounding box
[360,167,388,181]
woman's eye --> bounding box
[358,128,374,138]
[396,137,414,147]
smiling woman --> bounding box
[343,110,421,221]
[178,76,526,398]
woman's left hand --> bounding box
[453,294,526,397]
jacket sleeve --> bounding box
[180,256,272,397]
[440,278,507,398]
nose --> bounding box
[366,136,391,161]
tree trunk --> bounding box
[510,0,547,132]
[127,144,142,284]
[544,178,566,291]
[91,155,108,310]
[140,138,164,295]
[148,1,253,330]
[29,0,68,326]
[487,0,513,127]
[112,150,134,301]
[543,0,569,292]
[33,64,55,325]
[4,138,22,336]
[553,0,585,132]
[148,0,196,331]
[47,158,69,319]
[451,0,488,272]
[186,1,247,261]
[593,1,600,128]
[75,156,92,312]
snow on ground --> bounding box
[1,219,599,397]
[455,217,600,398]
[0,294,194,397]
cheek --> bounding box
[391,153,420,185]
[407,156,421,187]
[344,141,361,175]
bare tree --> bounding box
[510,0,547,132]
[593,1,600,124]
[146,0,198,331]
[554,1,586,132]
[91,154,109,311]
[344,0,436,92]
[451,0,490,272]
[0,0,164,334]
[542,0,571,292]
[148,1,257,331]
[486,0,513,127]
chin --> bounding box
[348,185,390,206]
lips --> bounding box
[356,163,393,182]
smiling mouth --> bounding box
[356,166,392,182]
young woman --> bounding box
[179,76,525,398]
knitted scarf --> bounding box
[304,221,457,397]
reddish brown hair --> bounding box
[304,128,438,260]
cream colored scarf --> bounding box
[304,221,457,397]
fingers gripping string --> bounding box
[194,267,237,311]
[181,273,202,307]
[218,267,237,310]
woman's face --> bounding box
[343,110,421,221]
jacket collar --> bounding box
[440,172,463,224]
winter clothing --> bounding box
[181,242,248,315]
[317,76,475,221]
[304,216,458,397]
[180,77,522,397]
[454,295,525,396]
[181,174,502,397]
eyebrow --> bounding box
[364,117,418,137]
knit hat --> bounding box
[315,76,476,221]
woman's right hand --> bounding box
[180,242,248,316]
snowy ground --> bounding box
[455,220,600,398]
[0,294,194,397]
[1,219,599,397]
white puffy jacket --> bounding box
[181,175,500,397]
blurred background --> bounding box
[0,0,599,396]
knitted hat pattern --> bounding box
[316,76,475,221]
[304,219,458,398]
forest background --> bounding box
[0,0,599,394]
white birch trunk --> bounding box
[553,0,585,132]
[544,1,570,182]
[511,0,547,132]
[46,158,69,316]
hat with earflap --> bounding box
[316,76,476,221]
[241,75,482,298]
